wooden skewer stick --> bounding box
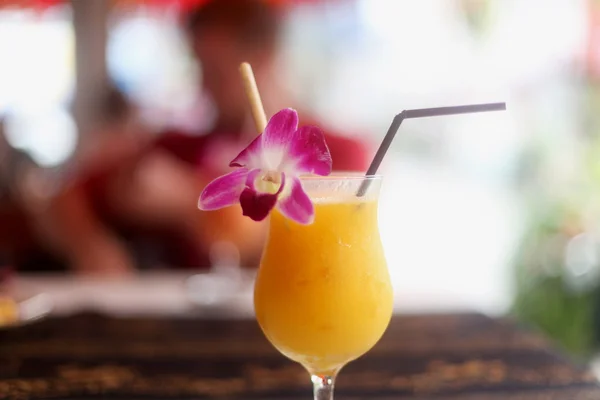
[239,62,268,134]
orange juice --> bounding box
[254,195,393,375]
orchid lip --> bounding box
[239,170,286,222]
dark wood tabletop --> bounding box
[0,312,599,399]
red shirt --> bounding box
[79,127,371,269]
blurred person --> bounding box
[34,0,371,276]
[151,0,371,264]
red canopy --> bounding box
[0,0,319,12]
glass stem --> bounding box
[311,374,336,400]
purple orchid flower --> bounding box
[198,108,332,224]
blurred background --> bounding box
[0,0,600,361]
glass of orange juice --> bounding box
[254,174,393,400]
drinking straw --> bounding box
[239,62,268,133]
[356,102,507,197]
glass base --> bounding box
[312,374,337,400]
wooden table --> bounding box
[0,313,599,399]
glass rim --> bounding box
[299,173,382,182]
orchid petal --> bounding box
[198,168,248,210]
[277,176,314,225]
[229,135,262,168]
[284,125,332,176]
[262,108,299,152]
[229,108,299,170]
[239,169,286,222]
